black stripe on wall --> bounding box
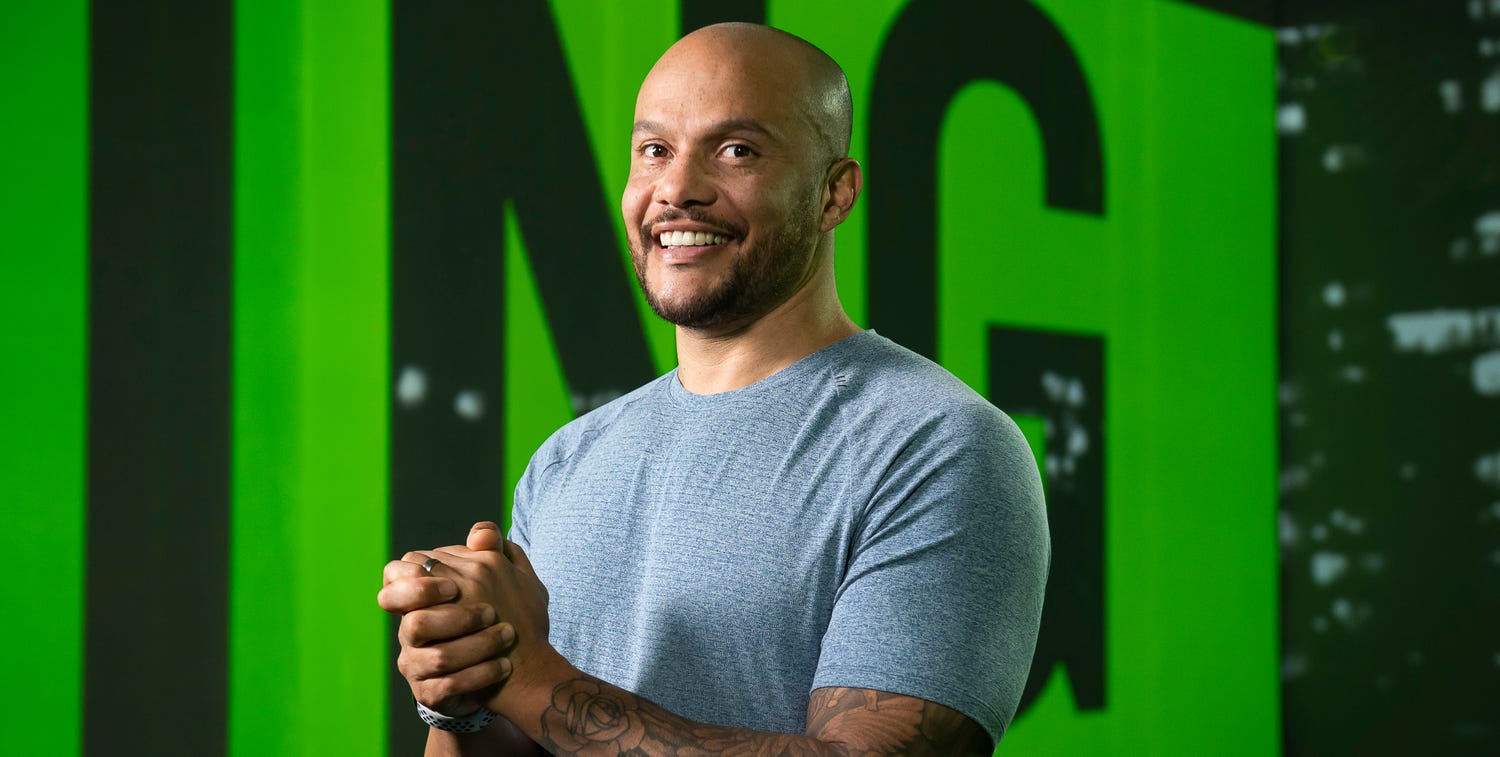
[1170,0,1275,26]
[868,0,1104,359]
[681,0,766,33]
[85,1,233,754]
[389,0,655,750]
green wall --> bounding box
[0,0,1276,753]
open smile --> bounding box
[659,230,730,248]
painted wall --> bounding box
[0,1,1277,754]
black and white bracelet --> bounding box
[416,701,497,734]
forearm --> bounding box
[501,669,846,756]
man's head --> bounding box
[622,23,861,332]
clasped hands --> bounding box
[378,521,551,717]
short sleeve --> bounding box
[811,408,1050,745]
[507,454,539,551]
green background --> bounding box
[0,0,1276,753]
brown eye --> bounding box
[722,144,752,159]
[642,144,668,159]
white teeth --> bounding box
[658,231,728,247]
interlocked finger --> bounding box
[400,602,501,648]
[377,574,459,614]
[399,618,514,680]
[407,655,514,712]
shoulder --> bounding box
[834,332,1026,456]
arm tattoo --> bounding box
[534,677,991,756]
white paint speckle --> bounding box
[1323,146,1345,172]
[396,365,427,408]
[1067,426,1088,456]
[1483,69,1500,113]
[1360,552,1386,573]
[1279,511,1300,548]
[1280,466,1311,493]
[1328,330,1344,351]
[1400,462,1417,480]
[1332,597,1353,622]
[1278,102,1307,135]
[1451,237,1472,260]
[1473,351,1500,396]
[1387,308,1500,354]
[1312,524,1328,542]
[1313,616,1329,633]
[1312,551,1346,585]
[1041,371,1066,401]
[454,390,485,421]
[1322,281,1347,308]
[1440,80,1463,113]
[1478,451,1500,489]
[1477,211,1500,255]
[1279,381,1302,406]
[1339,364,1367,383]
[1281,652,1309,679]
[1277,27,1303,45]
[1482,38,1497,57]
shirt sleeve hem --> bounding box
[810,665,1008,747]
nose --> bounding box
[655,153,716,208]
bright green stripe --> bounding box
[231,1,390,755]
[552,0,680,374]
[502,203,576,533]
[0,3,86,755]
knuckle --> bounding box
[429,644,455,671]
[403,612,435,643]
[426,677,459,702]
[397,650,420,679]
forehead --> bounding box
[634,47,811,139]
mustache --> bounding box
[640,208,746,242]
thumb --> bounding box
[467,521,502,551]
[503,539,538,579]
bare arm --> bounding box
[514,677,990,757]
[424,717,543,756]
[388,526,991,756]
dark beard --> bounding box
[631,199,821,331]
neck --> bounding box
[673,262,859,395]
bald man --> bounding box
[379,23,1049,756]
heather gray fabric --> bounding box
[509,330,1049,744]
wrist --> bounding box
[487,642,573,731]
[416,700,496,734]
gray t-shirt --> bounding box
[510,330,1049,744]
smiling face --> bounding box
[622,26,845,332]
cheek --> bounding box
[621,180,649,224]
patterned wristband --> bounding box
[416,701,497,734]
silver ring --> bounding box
[421,557,440,574]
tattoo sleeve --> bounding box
[534,677,992,757]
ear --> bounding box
[819,158,863,233]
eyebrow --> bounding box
[631,118,784,144]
